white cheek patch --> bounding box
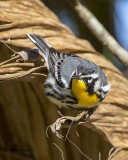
[90,73,99,79]
[101,84,111,93]
[94,80,101,92]
[88,79,92,83]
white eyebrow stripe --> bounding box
[80,75,87,78]
[81,73,99,79]
[94,79,101,92]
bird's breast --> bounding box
[71,79,100,107]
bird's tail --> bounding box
[26,34,51,68]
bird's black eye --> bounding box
[88,77,92,80]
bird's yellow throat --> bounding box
[71,79,99,107]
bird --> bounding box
[27,34,110,116]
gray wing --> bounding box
[58,56,89,88]
[48,50,84,88]
[49,50,108,89]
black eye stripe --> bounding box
[94,78,98,81]
[83,77,98,83]
[81,77,100,95]
[88,77,92,80]
[102,90,108,94]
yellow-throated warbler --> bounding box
[27,34,110,113]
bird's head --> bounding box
[71,65,110,107]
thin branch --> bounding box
[68,0,128,66]
[0,65,47,82]
[0,55,21,66]
[50,111,93,138]
[107,147,122,160]
[0,49,47,82]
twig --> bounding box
[50,111,90,138]
[53,143,65,160]
[66,137,92,160]
[0,55,21,66]
[47,111,92,160]
[68,0,128,66]
[0,49,47,82]
[107,147,121,160]
[0,65,47,82]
